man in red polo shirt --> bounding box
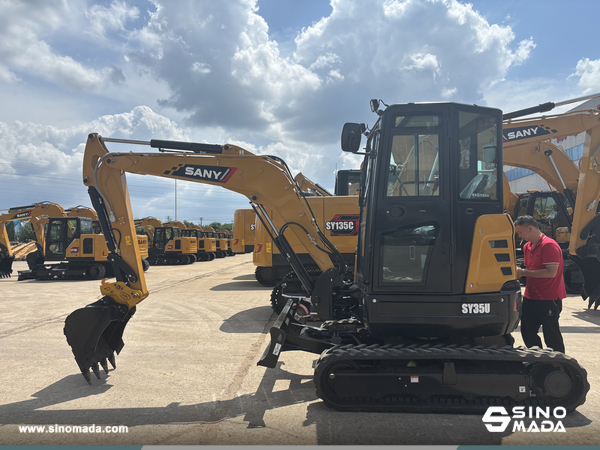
[515,215,566,353]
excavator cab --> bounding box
[45,217,93,260]
[341,102,520,339]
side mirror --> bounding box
[341,123,363,153]
[370,99,380,113]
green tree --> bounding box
[209,222,232,231]
[17,222,35,242]
[183,220,195,227]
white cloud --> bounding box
[1,0,566,222]
[574,58,600,94]
[0,0,125,91]
[85,1,140,40]
[0,107,190,212]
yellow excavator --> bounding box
[67,205,150,267]
[163,220,216,261]
[253,172,359,288]
[217,228,235,256]
[202,225,228,258]
[65,98,595,412]
[0,201,65,278]
[502,106,600,307]
[134,217,197,265]
[232,209,256,254]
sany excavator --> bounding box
[253,171,358,288]
[65,99,592,413]
[0,201,65,278]
[232,209,256,254]
[134,217,197,265]
[217,229,235,256]
[67,205,150,268]
[502,104,600,308]
[202,225,229,258]
[502,137,582,293]
[163,220,217,261]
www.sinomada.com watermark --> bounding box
[19,424,128,434]
[482,406,567,433]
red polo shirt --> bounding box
[523,233,567,300]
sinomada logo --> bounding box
[482,406,567,433]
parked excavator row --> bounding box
[0,201,149,280]
[162,220,219,261]
[64,95,598,413]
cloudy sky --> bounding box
[1,0,599,224]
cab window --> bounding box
[458,111,499,201]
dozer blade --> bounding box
[257,299,295,368]
[64,296,135,383]
[0,255,14,278]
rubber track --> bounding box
[314,343,589,414]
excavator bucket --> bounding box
[0,254,14,278]
[572,256,600,310]
[64,297,135,383]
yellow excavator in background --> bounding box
[68,205,150,266]
[0,201,65,278]
[253,171,358,288]
[65,99,594,412]
[163,220,216,261]
[134,217,197,265]
[502,107,600,307]
[232,209,256,254]
[217,229,234,256]
[201,225,228,258]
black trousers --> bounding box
[520,297,565,353]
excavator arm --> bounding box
[0,201,66,277]
[503,110,600,306]
[65,133,343,382]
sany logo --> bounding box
[168,164,237,183]
[14,211,32,219]
[502,125,556,142]
[482,406,566,433]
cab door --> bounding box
[371,106,453,294]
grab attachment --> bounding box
[64,296,135,383]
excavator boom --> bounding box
[65,133,344,381]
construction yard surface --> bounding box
[1,254,599,446]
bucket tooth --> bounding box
[100,358,109,374]
[108,353,116,369]
[82,370,92,385]
[92,363,101,379]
